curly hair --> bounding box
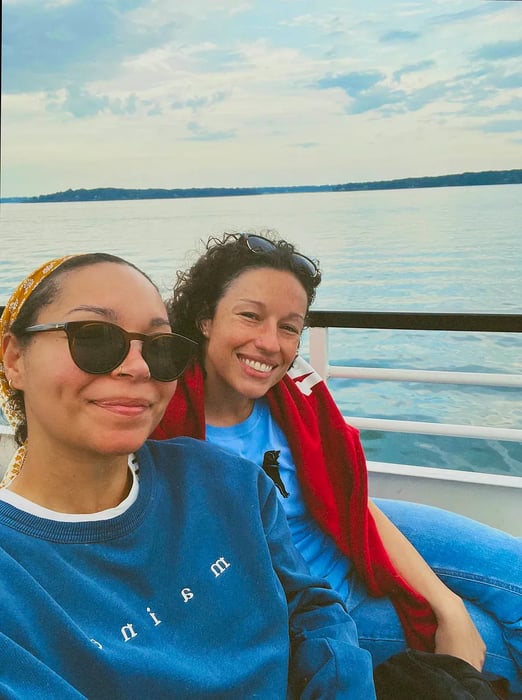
[166,232,322,363]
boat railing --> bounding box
[307,310,522,443]
[1,307,520,447]
[1,308,521,533]
[306,310,522,535]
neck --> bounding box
[204,386,254,428]
[7,444,132,514]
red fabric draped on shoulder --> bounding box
[151,357,437,650]
[151,362,206,441]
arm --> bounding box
[0,634,85,700]
[261,482,376,700]
[368,499,486,670]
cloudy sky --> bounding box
[2,0,521,197]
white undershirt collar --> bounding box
[0,454,139,522]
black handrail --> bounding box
[1,306,521,333]
[308,310,522,333]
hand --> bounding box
[434,595,486,671]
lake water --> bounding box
[1,185,521,475]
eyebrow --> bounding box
[235,299,305,322]
[64,306,171,329]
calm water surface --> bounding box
[1,185,521,474]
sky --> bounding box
[1,0,521,198]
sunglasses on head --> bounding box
[240,234,319,278]
[22,320,198,382]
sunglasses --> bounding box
[22,321,197,382]
[241,234,319,278]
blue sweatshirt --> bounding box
[0,438,375,699]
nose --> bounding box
[112,340,151,380]
[254,321,280,353]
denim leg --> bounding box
[349,586,520,692]
[370,497,522,692]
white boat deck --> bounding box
[368,460,521,536]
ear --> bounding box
[289,353,299,370]
[199,319,211,338]
[2,334,26,391]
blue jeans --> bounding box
[346,499,522,694]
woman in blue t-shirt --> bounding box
[153,231,522,696]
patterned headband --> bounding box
[0,256,75,486]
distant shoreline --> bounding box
[2,168,521,203]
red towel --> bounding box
[152,356,437,650]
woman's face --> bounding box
[201,267,308,405]
[6,262,177,458]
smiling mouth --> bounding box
[239,357,275,374]
[91,399,151,416]
[93,398,150,407]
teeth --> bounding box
[242,358,273,373]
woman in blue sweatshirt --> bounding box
[0,253,375,699]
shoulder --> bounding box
[144,435,252,465]
[140,437,274,501]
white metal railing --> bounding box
[1,315,521,532]
[2,312,521,448]
[307,317,522,443]
[342,417,522,442]
[322,364,522,388]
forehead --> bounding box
[223,267,308,308]
[39,262,165,319]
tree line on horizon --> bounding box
[3,168,521,203]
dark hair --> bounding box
[8,253,156,445]
[166,232,321,362]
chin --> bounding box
[242,386,270,401]
[95,432,149,456]
[242,375,278,392]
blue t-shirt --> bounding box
[206,399,354,602]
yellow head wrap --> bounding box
[0,256,75,485]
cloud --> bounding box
[279,12,345,35]
[472,40,522,63]
[316,71,409,115]
[126,0,251,26]
[393,60,436,82]
[2,0,174,94]
[492,96,522,114]
[479,120,522,134]
[2,0,522,197]
[145,103,163,116]
[349,87,406,115]
[184,121,236,141]
[401,82,449,113]
[46,86,139,118]
[444,66,522,115]
[317,71,384,97]
[380,30,420,43]
[171,91,229,112]
[429,3,507,26]
[316,59,522,119]
[493,72,522,89]
[399,65,522,118]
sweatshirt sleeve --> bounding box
[259,476,377,700]
[0,635,87,700]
